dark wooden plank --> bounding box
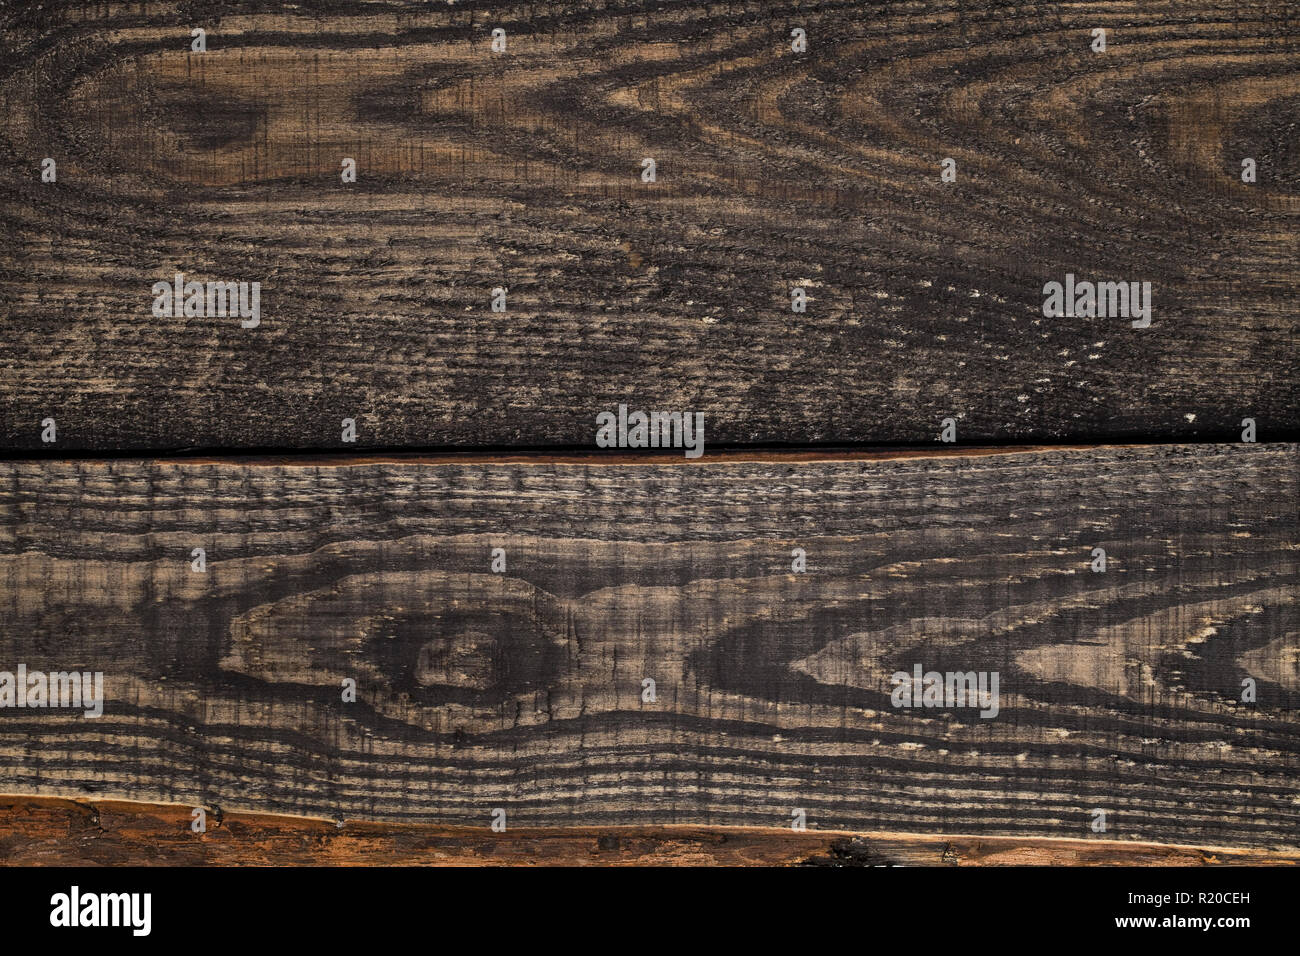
[1,1,1296,450]
[4,796,1297,866]
[0,444,1295,848]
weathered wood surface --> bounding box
[3,796,1296,866]
[0,444,1295,848]
[2,1,1297,450]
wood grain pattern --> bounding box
[4,796,1296,866]
[2,1,1297,450]
[0,444,1295,848]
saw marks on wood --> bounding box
[0,444,1294,848]
[1,1,1297,449]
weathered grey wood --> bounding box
[1,1,1296,449]
[0,444,1295,848]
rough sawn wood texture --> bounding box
[0,444,1295,849]
[0,1,1296,449]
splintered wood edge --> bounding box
[1,797,1294,866]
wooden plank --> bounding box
[0,444,1295,849]
[3,796,1297,867]
[2,2,1297,450]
